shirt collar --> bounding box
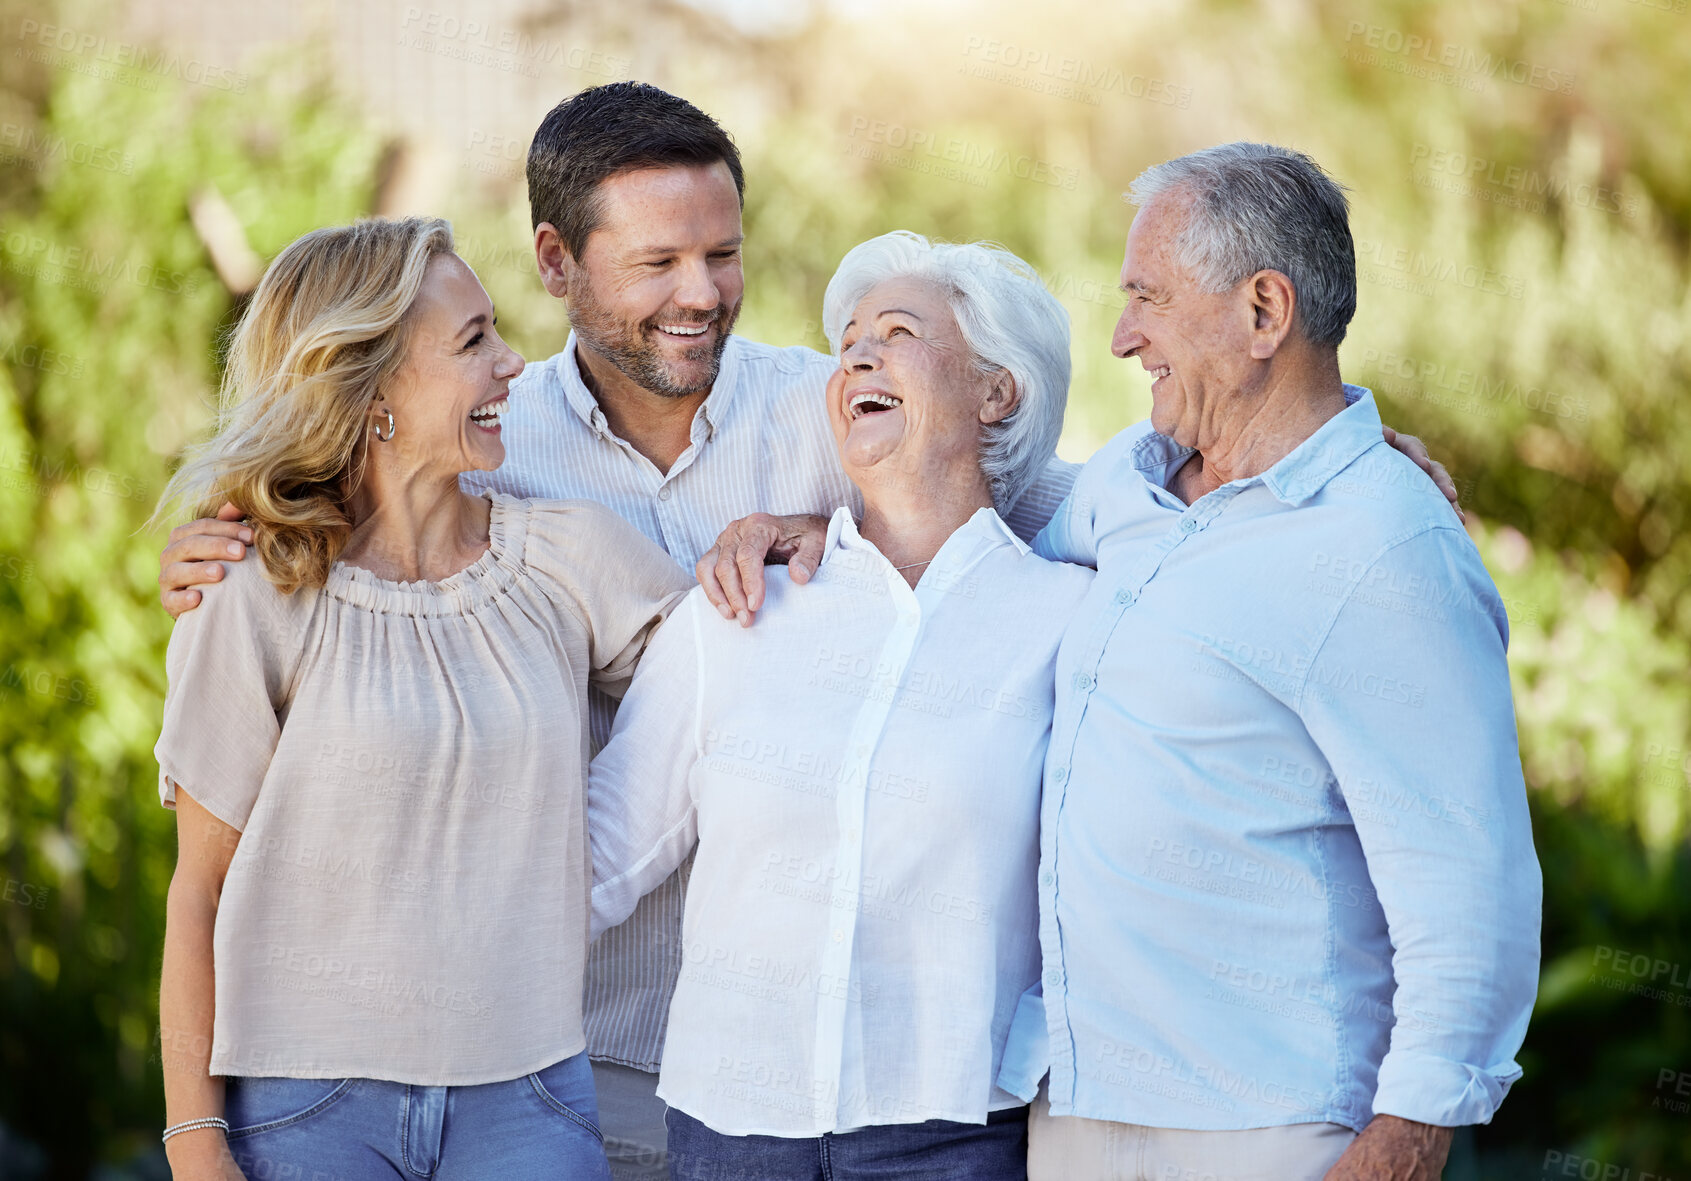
[1126,383,1377,506]
[1259,386,1383,506]
[554,331,743,443]
[821,505,1025,572]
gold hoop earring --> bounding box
[372,408,395,443]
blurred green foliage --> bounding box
[0,0,1687,1175]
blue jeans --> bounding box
[223,1052,612,1180]
[665,1106,1028,1181]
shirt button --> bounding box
[1114,588,1135,606]
[658,485,672,501]
[1071,672,1092,691]
[855,744,870,758]
[1039,871,1055,887]
[1180,518,1197,533]
[1045,969,1062,988]
[1053,767,1069,784]
[833,930,844,943]
[845,827,860,842]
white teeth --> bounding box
[469,398,507,423]
[1150,366,1171,380]
[659,324,708,336]
[849,392,904,418]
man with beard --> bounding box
[155,84,1455,1179]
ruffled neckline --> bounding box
[323,491,529,617]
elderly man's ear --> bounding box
[1247,269,1299,359]
[979,371,1020,425]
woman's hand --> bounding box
[1381,426,1463,522]
[696,513,831,627]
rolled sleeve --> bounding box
[1297,526,1541,1127]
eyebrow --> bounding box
[1119,280,1152,295]
[458,311,492,338]
[631,235,745,256]
[843,306,926,333]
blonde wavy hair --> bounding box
[153,216,456,593]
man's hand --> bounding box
[159,503,251,619]
[1382,426,1463,523]
[1324,1114,1453,1180]
[696,512,830,628]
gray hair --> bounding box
[1127,142,1356,347]
[822,231,1070,513]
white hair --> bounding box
[822,231,1070,513]
[1127,142,1356,347]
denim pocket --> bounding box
[528,1057,603,1142]
[224,1076,354,1138]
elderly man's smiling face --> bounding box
[1113,190,1259,449]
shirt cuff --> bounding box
[995,985,1049,1102]
[1372,1049,1523,1126]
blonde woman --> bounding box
[152,217,688,1180]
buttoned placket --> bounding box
[809,540,924,1129]
[1039,479,1248,1108]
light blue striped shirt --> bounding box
[464,331,1078,1070]
[1006,389,1540,1130]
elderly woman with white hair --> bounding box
[585,231,1091,1180]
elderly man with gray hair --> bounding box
[1000,143,1541,1179]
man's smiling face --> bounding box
[1112,190,1255,449]
[563,160,746,398]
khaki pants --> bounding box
[1028,1086,1355,1181]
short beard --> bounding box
[567,280,739,399]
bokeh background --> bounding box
[1,0,1687,1175]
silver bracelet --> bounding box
[162,1116,230,1143]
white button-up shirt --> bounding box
[589,508,1093,1134]
[463,332,1078,1070]
[1006,389,1541,1130]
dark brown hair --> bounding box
[527,81,745,261]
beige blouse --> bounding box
[155,492,690,1085]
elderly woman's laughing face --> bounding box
[828,276,1017,500]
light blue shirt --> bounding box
[1004,388,1541,1131]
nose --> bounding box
[840,334,882,372]
[672,257,721,313]
[497,339,525,382]
[1111,304,1145,360]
